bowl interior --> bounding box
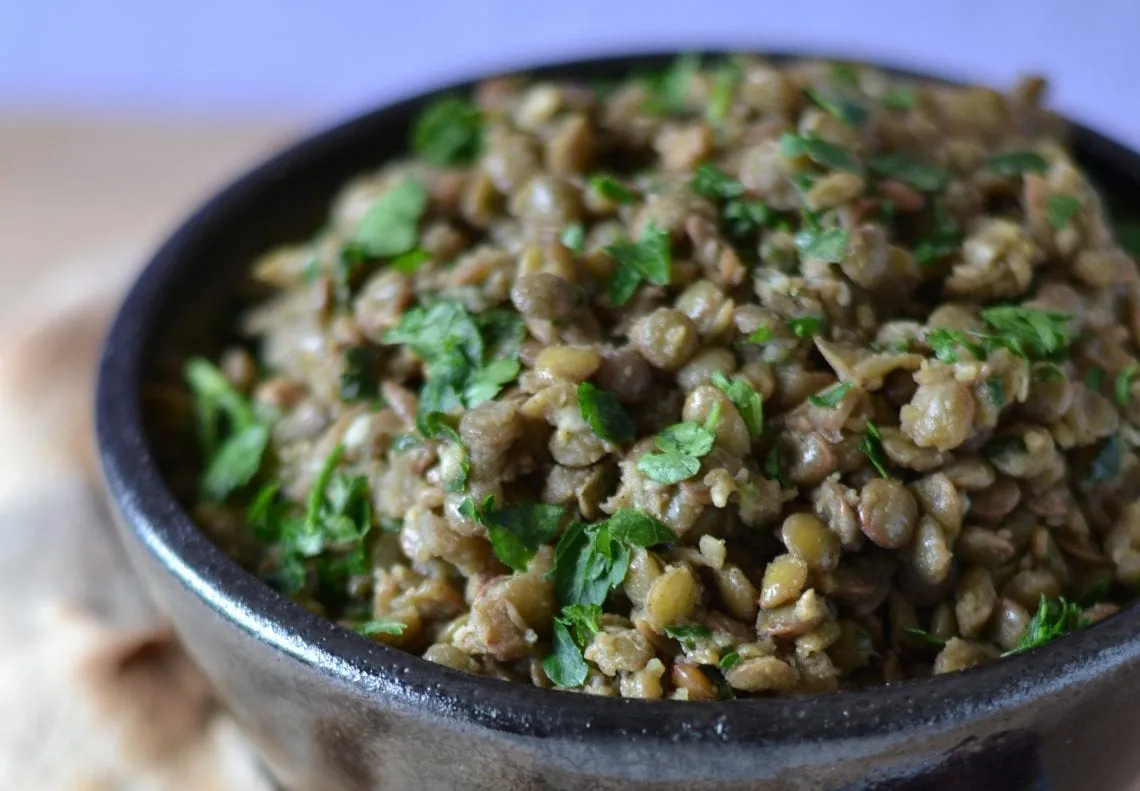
[97,51,1140,746]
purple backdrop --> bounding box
[2,0,1139,147]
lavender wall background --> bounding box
[2,0,1139,146]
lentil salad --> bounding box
[186,55,1140,699]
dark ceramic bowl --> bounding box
[96,52,1140,791]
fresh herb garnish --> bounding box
[1003,596,1089,656]
[412,96,483,165]
[809,381,853,409]
[706,60,741,125]
[868,153,947,192]
[914,203,963,265]
[691,164,745,200]
[831,63,859,88]
[578,381,636,443]
[384,301,523,430]
[785,315,826,338]
[561,223,586,255]
[779,132,860,173]
[690,164,770,243]
[922,307,1075,364]
[742,325,773,345]
[881,86,917,109]
[589,173,637,204]
[339,345,383,403]
[986,150,1048,177]
[859,420,890,478]
[718,650,741,669]
[185,357,272,502]
[354,620,406,636]
[551,509,675,609]
[460,495,566,571]
[795,224,848,263]
[543,617,591,688]
[764,446,783,485]
[391,248,431,274]
[637,404,722,484]
[1088,435,1123,484]
[983,378,1005,406]
[709,371,764,437]
[642,53,700,116]
[604,223,672,306]
[904,627,946,647]
[350,178,428,259]
[1086,366,1106,392]
[805,89,868,127]
[1115,364,1139,406]
[664,624,712,648]
[1046,195,1081,230]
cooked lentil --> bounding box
[186,55,1140,698]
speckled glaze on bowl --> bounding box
[96,53,1140,791]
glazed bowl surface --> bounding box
[96,52,1140,791]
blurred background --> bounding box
[2,0,1140,313]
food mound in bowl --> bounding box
[187,55,1140,699]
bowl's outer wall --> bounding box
[97,53,1140,791]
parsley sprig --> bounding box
[637,404,722,484]
[578,381,636,443]
[690,164,771,246]
[1002,596,1089,656]
[384,301,524,432]
[923,307,1075,363]
[604,223,672,306]
[185,357,273,502]
[460,495,567,571]
[543,510,675,687]
[412,96,483,165]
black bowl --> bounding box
[96,52,1140,791]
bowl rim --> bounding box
[96,49,1140,747]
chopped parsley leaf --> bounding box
[904,627,946,647]
[642,53,700,116]
[914,204,963,265]
[831,63,859,87]
[1003,596,1089,656]
[805,89,868,127]
[867,153,947,192]
[779,132,860,173]
[718,650,741,669]
[1115,364,1139,406]
[350,178,428,259]
[412,96,483,165]
[691,164,745,200]
[923,308,1075,364]
[983,378,1005,407]
[881,86,917,109]
[561,603,603,647]
[1046,195,1081,230]
[809,381,853,409]
[1086,366,1106,392]
[560,223,586,255]
[742,325,773,345]
[185,357,272,502]
[604,222,672,306]
[578,381,636,443]
[859,420,890,478]
[664,624,712,648]
[543,617,590,687]
[764,446,783,485]
[637,404,722,484]
[391,248,431,274]
[986,150,1048,177]
[339,345,383,403]
[460,495,566,571]
[354,620,406,636]
[709,371,764,436]
[551,509,674,609]
[785,315,826,338]
[706,60,741,125]
[589,173,637,204]
[795,224,848,263]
